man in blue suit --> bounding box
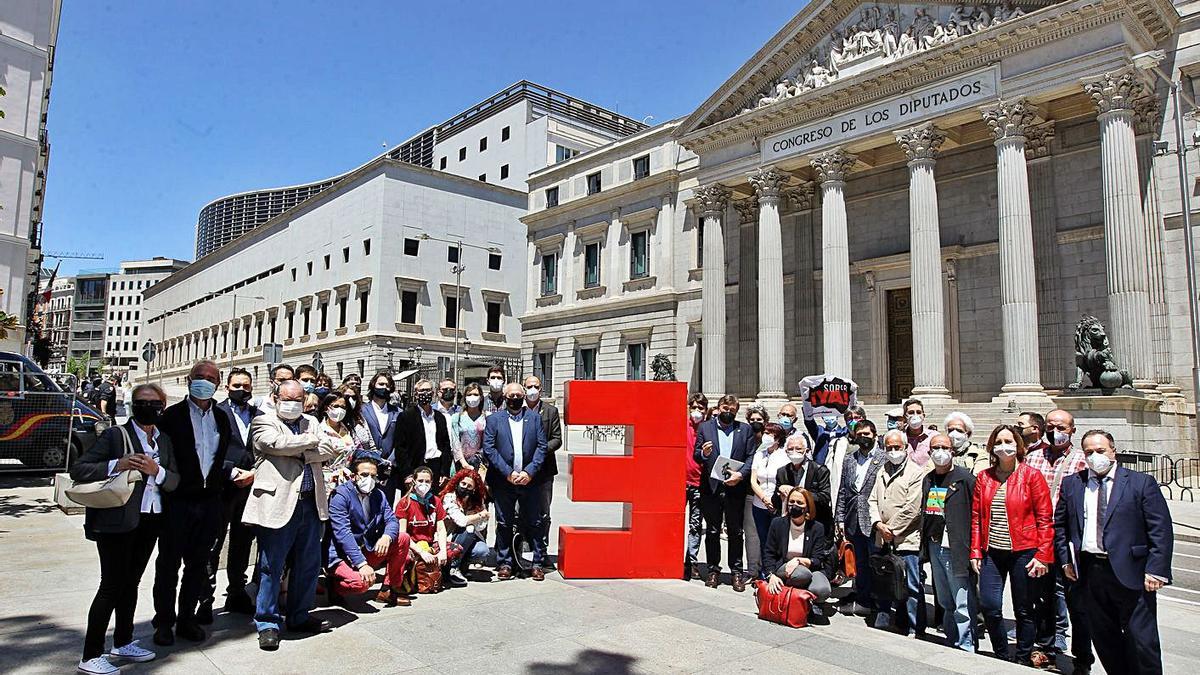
[694,394,755,592]
[1054,429,1173,675]
[325,452,411,606]
[483,382,549,581]
[361,371,402,499]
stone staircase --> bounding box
[861,401,1025,433]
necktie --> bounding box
[1095,476,1107,552]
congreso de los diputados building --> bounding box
[518,0,1200,453]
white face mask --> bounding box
[465,395,482,408]
[786,450,806,464]
[488,378,504,392]
[993,443,1017,458]
[886,449,907,465]
[931,448,953,467]
[906,414,924,429]
[689,410,704,423]
[414,482,431,497]
[326,407,346,423]
[1052,430,1072,447]
[525,387,540,403]
[759,439,775,453]
[948,430,969,448]
[1087,451,1113,475]
[355,475,376,494]
[276,400,303,421]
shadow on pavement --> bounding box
[0,494,60,519]
[526,648,638,674]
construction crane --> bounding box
[42,251,103,261]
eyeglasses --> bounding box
[357,472,374,479]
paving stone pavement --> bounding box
[4,438,1200,673]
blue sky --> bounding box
[43,0,800,276]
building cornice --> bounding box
[519,287,697,327]
[522,170,679,229]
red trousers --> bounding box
[329,532,411,594]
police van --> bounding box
[0,351,105,471]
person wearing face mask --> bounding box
[362,371,401,496]
[970,424,1053,666]
[393,379,453,491]
[920,433,976,652]
[943,411,988,475]
[433,379,461,416]
[884,407,905,436]
[294,364,319,397]
[694,394,756,592]
[342,373,362,394]
[524,375,562,571]
[901,398,933,467]
[316,392,364,490]
[805,410,847,467]
[482,382,549,580]
[1055,430,1172,675]
[395,466,462,598]
[776,403,800,438]
[748,424,791,579]
[202,368,262,620]
[151,360,234,647]
[255,364,294,414]
[313,373,333,400]
[745,404,769,444]
[1018,411,1049,457]
[439,467,492,587]
[774,433,832,534]
[834,420,884,616]
[763,488,833,615]
[684,393,709,580]
[325,453,409,606]
[868,429,930,636]
[243,379,340,650]
[450,383,488,470]
[73,384,179,675]
[482,365,507,413]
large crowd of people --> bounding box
[69,362,1174,674]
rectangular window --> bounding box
[439,157,447,170]
[269,317,276,342]
[363,239,371,256]
[444,295,458,329]
[359,289,369,324]
[485,301,501,333]
[479,137,488,152]
[500,164,509,180]
[319,302,328,332]
[324,254,330,270]
[630,230,649,279]
[586,172,601,195]
[342,247,350,263]
[257,321,263,345]
[448,245,461,264]
[633,154,650,180]
[501,126,510,141]
[545,187,560,209]
[555,144,579,163]
[584,243,601,288]
[534,352,553,397]
[302,307,311,335]
[627,343,647,380]
[400,290,418,324]
[291,268,297,282]
[540,254,558,296]
[458,147,466,161]
[307,261,313,276]
[488,252,502,270]
[287,311,294,338]
[338,296,347,328]
[404,238,420,256]
[575,347,597,380]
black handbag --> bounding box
[869,544,909,602]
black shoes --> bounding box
[731,574,747,593]
[175,621,206,642]
[195,603,214,626]
[225,591,256,615]
[287,618,331,634]
[705,571,720,588]
[258,628,280,651]
[152,626,174,647]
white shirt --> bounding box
[420,406,441,459]
[371,400,390,433]
[509,411,525,472]
[229,403,252,446]
[852,450,872,491]
[187,398,219,481]
[750,446,790,509]
[787,522,807,558]
[108,425,168,513]
[1082,467,1116,554]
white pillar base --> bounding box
[910,386,955,402]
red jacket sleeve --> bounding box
[970,472,986,560]
[1026,466,1054,564]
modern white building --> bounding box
[0,0,60,351]
[103,257,188,377]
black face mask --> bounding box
[506,396,524,411]
[787,505,807,520]
[440,389,456,402]
[455,486,474,499]
[227,388,252,405]
[855,436,876,451]
[750,421,765,433]
[718,411,735,425]
[131,400,164,426]
[372,386,392,400]
[416,391,434,406]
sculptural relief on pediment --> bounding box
[741,2,1035,115]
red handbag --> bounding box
[754,580,815,628]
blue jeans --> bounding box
[875,550,926,635]
[928,541,975,652]
[750,505,774,579]
[979,548,1037,662]
[492,483,545,567]
[847,530,875,610]
[452,529,491,568]
[254,496,323,632]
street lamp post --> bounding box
[417,233,500,385]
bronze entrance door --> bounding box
[886,287,914,403]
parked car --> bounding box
[0,351,104,471]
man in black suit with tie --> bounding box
[1054,429,1173,675]
[523,374,562,568]
[152,360,233,646]
[363,371,401,493]
[694,394,755,592]
[392,379,452,490]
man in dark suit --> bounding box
[482,382,548,580]
[1054,429,1173,675]
[774,433,833,532]
[524,374,562,568]
[694,394,755,592]
[362,371,401,486]
[391,379,452,492]
[834,420,885,616]
[152,360,233,646]
[199,367,262,619]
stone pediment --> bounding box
[677,0,1176,144]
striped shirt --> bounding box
[988,480,1013,550]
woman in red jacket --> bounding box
[970,424,1053,665]
[684,393,709,581]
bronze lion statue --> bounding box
[1068,315,1132,390]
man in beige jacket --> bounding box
[869,429,931,636]
[243,379,338,650]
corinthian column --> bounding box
[810,148,857,378]
[1084,70,1156,391]
[749,167,788,399]
[982,97,1047,398]
[696,184,730,398]
[897,123,952,400]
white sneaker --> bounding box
[77,656,119,674]
[110,640,156,662]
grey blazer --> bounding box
[70,421,180,539]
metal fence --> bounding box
[0,354,99,472]
[1116,451,1177,499]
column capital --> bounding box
[1133,93,1162,136]
[695,184,731,217]
[733,197,759,225]
[981,96,1042,143]
[783,183,816,211]
[1083,69,1149,117]
[1024,121,1056,161]
[747,166,787,202]
[896,122,947,164]
[810,148,857,184]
